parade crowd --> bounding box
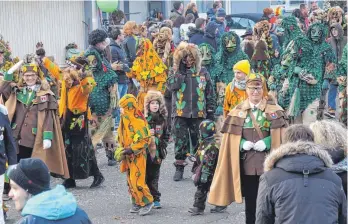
[0,0,347,223]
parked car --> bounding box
[227,13,263,37]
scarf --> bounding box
[230,78,246,92]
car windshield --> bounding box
[231,17,255,29]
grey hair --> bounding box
[309,120,347,152]
[283,124,314,143]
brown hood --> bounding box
[264,141,333,172]
[173,42,201,75]
[144,90,168,118]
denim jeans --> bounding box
[114,83,128,128]
[328,83,338,110]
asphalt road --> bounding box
[6,142,245,224]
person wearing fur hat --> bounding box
[260,8,274,23]
[84,29,119,167]
[223,60,250,117]
[189,119,219,216]
[117,94,154,216]
[0,55,69,178]
[167,42,216,181]
[208,73,287,222]
[39,55,104,189]
[144,91,169,209]
[8,158,92,223]
[256,125,347,224]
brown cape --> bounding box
[208,97,287,205]
[5,89,69,178]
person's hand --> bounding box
[43,140,52,150]
[111,62,123,71]
[242,141,254,151]
[281,78,289,93]
[122,148,133,155]
[322,79,329,90]
[275,50,279,58]
[254,140,266,152]
[150,129,155,135]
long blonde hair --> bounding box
[309,120,347,153]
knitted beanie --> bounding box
[8,158,50,195]
[233,60,251,75]
[216,8,226,18]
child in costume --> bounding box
[0,55,69,178]
[189,120,219,215]
[144,91,169,209]
[40,56,104,188]
[223,60,250,117]
[117,94,154,216]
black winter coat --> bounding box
[188,27,205,46]
[256,141,347,224]
[110,39,130,84]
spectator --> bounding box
[256,125,347,224]
[309,0,319,14]
[0,105,17,223]
[310,120,347,196]
[8,158,92,223]
[202,21,218,51]
[207,2,220,21]
[188,18,206,45]
[269,23,281,54]
[260,7,274,22]
[109,27,130,129]
[169,1,184,23]
[212,8,226,38]
[184,2,199,22]
[299,3,310,31]
[180,13,195,41]
[173,15,185,47]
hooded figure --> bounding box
[256,141,347,224]
[144,90,169,208]
[152,27,173,67]
[126,38,167,112]
[279,16,304,51]
[0,55,69,178]
[202,21,218,51]
[167,42,216,181]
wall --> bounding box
[0,1,85,65]
[230,1,270,14]
[128,0,148,23]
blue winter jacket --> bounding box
[17,185,91,224]
[210,18,225,39]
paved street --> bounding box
[6,142,245,224]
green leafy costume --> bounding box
[336,44,347,125]
[198,43,216,77]
[279,16,304,52]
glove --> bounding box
[254,140,267,152]
[43,140,52,150]
[122,148,133,155]
[242,141,254,151]
[322,79,329,90]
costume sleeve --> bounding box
[205,72,217,114]
[323,47,337,80]
[42,57,62,81]
[3,114,17,165]
[201,146,219,180]
[255,175,275,224]
[166,69,186,91]
[159,120,169,151]
[43,110,54,141]
[223,85,231,117]
[130,137,150,155]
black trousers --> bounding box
[146,157,161,202]
[243,175,260,224]
[18,146,33,162]
[193,182,211,210]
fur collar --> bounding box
[264,141,333,172]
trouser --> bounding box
[164,97,172,133]
[17,146,33,162]
[193,182,211,210]
[0,174,4,224]
[173,117,202,162]
[114,83,128,128]
[328,83,338,110]
[145,157,161,202]
[293,99,319,125]
[243,175,260,224]
[214,115,224,147]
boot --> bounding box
[62,178,76,189]
[173,165,184,181]
[90,174,105,188]
[188,207,204,215]
[106,150,117,166]
[210,206,227,213]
